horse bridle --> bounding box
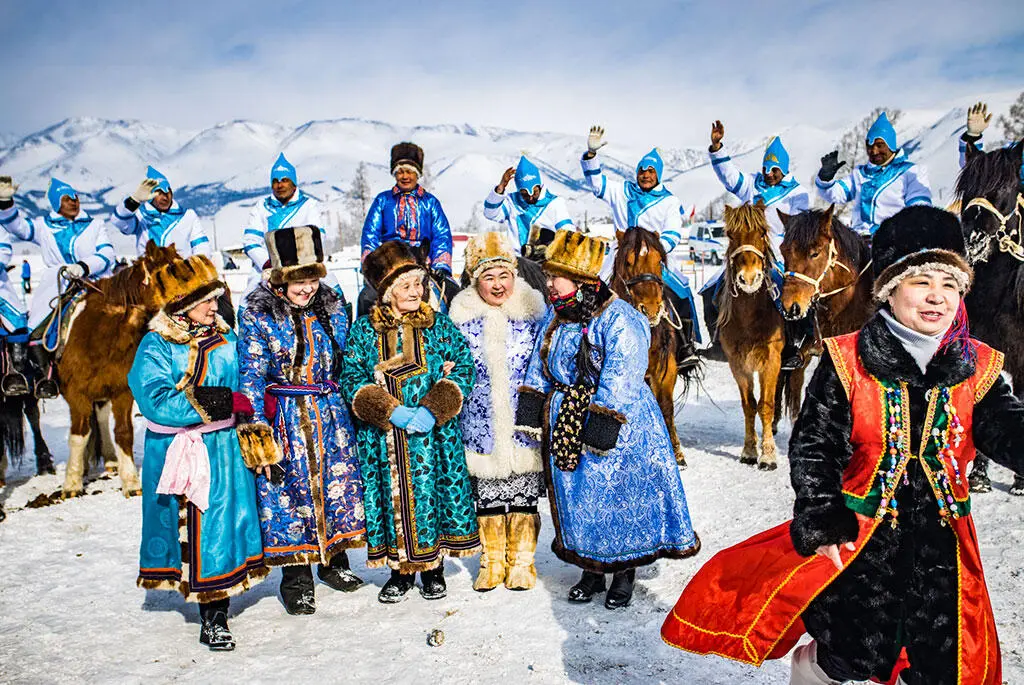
[783,238,871,300]
[727,243,779,299]
[618,271,682,330]
[963,192,1024,263]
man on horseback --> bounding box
[0,225,31,395]
[0,176,115,399]
[702,123,812,369]
[815,111,932,235]
[358,141,457,317]
[483,155,573,259]
[580,126,699,367]
[111,166,211,257]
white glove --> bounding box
[587,125,607,155]
[130,178,161,204]
[63,263,86,279]
[966,102,991,137]
[0,176,18,202]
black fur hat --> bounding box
[266,225,327,285]
[362,241,425,301]
[390,142,424,175]
[872,206,973,301]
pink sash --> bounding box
[148,418,234,512]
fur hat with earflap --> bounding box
[362,241,426,304]
[150,254,226,317]
[464,232,518,284]
[266,224,328,286]
[542,229,608,285]
[391,142,424,176]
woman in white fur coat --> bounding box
[449,232,547,591]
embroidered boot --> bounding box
[378,570,416,604]
[789,642,845,685]
[28,344,58,400]
[198,599,234,652]
[504,511,540,591]
[420,566,447,600]
[318,550,363,593]
[280,565,316,615]
[567,570,606,603]
[473,514,507,592]
[605,568,635,609]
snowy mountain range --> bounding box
[0,89,1019,255]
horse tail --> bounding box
[0,395,26,470]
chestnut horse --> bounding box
[58,241,181,497]
[611,227,688,466]
[778,207,873,340]
[718,203,803,470]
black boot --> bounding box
[567,570,606,603]
[2,341,30,396]
[605,569,636,609]
[378,570,416,604]
[198,599,234,651]
[676,319,700,370]
[969,454,992,493]
[280,565,316,615]
[1011,474,1024,497]
[317,550,363,592]
[419,567,447,600]
[28,345,58,400]
[699,287,727,362]
[36,450,56,476]
[781,317,812,372]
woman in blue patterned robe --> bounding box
[515,229,700,610]
[237,225,366,616]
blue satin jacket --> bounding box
[361,186,453,273]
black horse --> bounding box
[958,138,1024,495]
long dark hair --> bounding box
[282,285,344,381]
[572,281,612,389]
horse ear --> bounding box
[753,197,765,210]
[615,230,624,242]
[965,139,981,163]
[821,205,835,236]
[776,210,791,229]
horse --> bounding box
[58,241,181,497]
[957,138,1024,496]
[0,394,55,479]
[610,226,689,466]
[717,203,803,470]
[778,206,874,340]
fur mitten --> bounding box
[236,422,283,469]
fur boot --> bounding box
[473,514,507,592]
[504,511,540,590]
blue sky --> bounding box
[2,0,1022,146]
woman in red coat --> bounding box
[662,206,1024,685]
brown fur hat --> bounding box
[464,231,518,283]
[151,254,226,316]
[542,229,608,284]
[266,225,328,285]
[390,142,424,175]
[362,241,424,299]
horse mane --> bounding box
[956,139,1024,202]
[613,226,666,279]
[783,209,869,268]
[719,205,775,329]
[93,261,147,308]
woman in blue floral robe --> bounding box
[339,240,479,604]
[237,225,366,616]
[515,229,700,610]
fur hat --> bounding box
[266,225,327,285]
[872,206,973,302]
[542,229,608,284]
[464,232,518,282]
[391,142,424,175]
[151,255,226,316]
[362,241,425,301]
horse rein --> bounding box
[617,271,682,330]
[964,192,1024,262]
[727,243,780,299]
[783,238,870,300]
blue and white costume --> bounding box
[483,156,573,250]
[111,166,211,257]
[0,228,27,335]
[361,187,453,274]
[0,179,115,329]
[815,113,932,235]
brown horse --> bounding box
[58,241,181,497]
[718,203,803,470]
[611,227,687,466]
[778,207,874,340]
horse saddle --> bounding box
[32,286,87,357]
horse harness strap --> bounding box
[965,193,1024,262]
[784,239,863,299]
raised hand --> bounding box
[586,125,607,156]
[496,166,515,194]
[818,150,847,182]
[709,120,725,152]
[130,178,161,204]
[966,102,991,137]
[0,176,19,202]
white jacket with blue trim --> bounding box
[111,201,211,257]
[482,188,573,249]
[709,145,811,239]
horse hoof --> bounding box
[1010,477,1024,496]
[739,455,758,466]
[757,461,778,472]
[61,489,84,499]
[123,488,142,498]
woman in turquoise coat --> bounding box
[128,254,275,651]
[339,241,479,604]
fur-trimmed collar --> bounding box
[857,310,975,388]
[241,283,341,323]
[148,310,231,344]
[448,283,547,325]
[369,301,435,332]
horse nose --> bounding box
[787,303,801,318]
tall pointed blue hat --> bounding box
[866,112,898,151]
[271,153,297,185]
[636,148,664,181]
[146,165,171,193]
[514,156,542,192]
[47,178,77,212]
[762,136,790,175]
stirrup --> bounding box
[1,372,30,396]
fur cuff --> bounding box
[790,505,859,557]
[515,386,546,429]
[351,384,400,431]
[581,404,626,453]
[236,422,282,469]
[418,378,464,425]
[189,386,233,423]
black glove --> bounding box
[191,385,233,422]
[515,388,546,429]
[581,408,625,452]
[817,150,847,182]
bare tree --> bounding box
[462,201,482,234]
[344,162,372,246]
[998,91,1024,142]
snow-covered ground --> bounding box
[1,339,1023,684]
